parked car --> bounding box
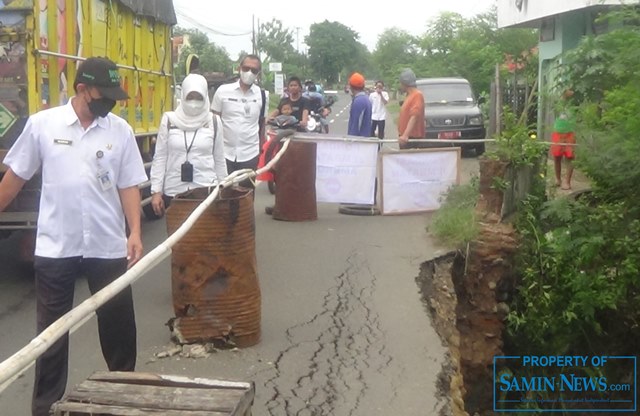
[416,78,486,155]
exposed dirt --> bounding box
[417,252,466,416]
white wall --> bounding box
[497,0,636,28]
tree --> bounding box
[173,27,233,81]
[256,19,308,89]
[257,19,297,63]
[305,21,367,84]
[372,28,419,88]
[411,9,537,96]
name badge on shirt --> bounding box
[97,168,113,191]
[54,139,73,146]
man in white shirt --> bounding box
[211,54,268,182]
[0,57,147,416]
[369,80,390,140]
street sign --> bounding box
[0,103,17,137]
[268,62,282,72]
[275,73,284,95]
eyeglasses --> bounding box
[241,66,260,74]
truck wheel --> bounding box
[267,181,276,195]
[475,142,486,156]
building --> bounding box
[497,0,640,137]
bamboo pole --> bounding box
[0,138,293,392]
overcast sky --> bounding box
[172,0,497,60]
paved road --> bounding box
[0,96,479,415]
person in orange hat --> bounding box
[347,72,372,136]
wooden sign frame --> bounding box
[378,147,461,215]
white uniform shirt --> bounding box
[3,98,147,259]
[369,90,390,121]
[211,81,268,162]
[150,113,227,197]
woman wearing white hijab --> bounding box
[150,73,227,216]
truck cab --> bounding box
[416,78,486,155]
[0,0,176,261]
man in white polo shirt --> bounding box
[211,54,268,183]
[0,56,147,416]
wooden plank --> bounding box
[66,380,246,412]
[89,371,253,391]
[51,401,229,415]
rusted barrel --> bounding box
[272,141,317,221]
[165,186,261,348]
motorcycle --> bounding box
[257,117,299,195]
[305,95,335,134]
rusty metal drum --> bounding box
[165,186,261,348]
[272,141,317,221]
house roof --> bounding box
[497,0,637,28]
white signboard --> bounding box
[315,139,378,204]
[274,73,284,95]
[269,62,282,72]
[380,148,460,215]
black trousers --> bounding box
[371,119,386,139]
[32,256,137,416]
[226,155,260,189]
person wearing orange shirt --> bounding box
[397,68,425,149]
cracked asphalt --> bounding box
[0,193,449,415]
[0,102,479,414]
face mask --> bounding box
[87,96,116,118]
[182,99,205,116]
[240,70,257,86]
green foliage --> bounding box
[507,6,640,374]
[413,8,538,96]
[487,107,545,167]
[173,27,232,81]
[429,178,480,247]
[559,8,640,104]
[372,28,419,88]
[257,19,296,63]
[305,21,367,84]
[557,6,640,203]
[507,195,640,357]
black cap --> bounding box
[75,57,129,100]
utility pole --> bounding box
[252,15,256,55]
[295,26,301,53]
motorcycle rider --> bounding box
[303,80,331,133]
[269,76,309,132]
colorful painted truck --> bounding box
[0,0,176,258]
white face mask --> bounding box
[240,70,257,86]
[182,99,205,116]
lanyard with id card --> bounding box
[181,129,198,182]
[96,150,113,191]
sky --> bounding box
[172,0,497,60]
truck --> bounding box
[0,0,176,261]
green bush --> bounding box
[505,10,640,409]
[508,196,640,356]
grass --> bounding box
[429,178,480,247]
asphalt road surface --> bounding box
[0,96,480,415]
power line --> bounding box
[175,9,252,37]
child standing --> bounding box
[550,90,576,190]
[550,114,575,190]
